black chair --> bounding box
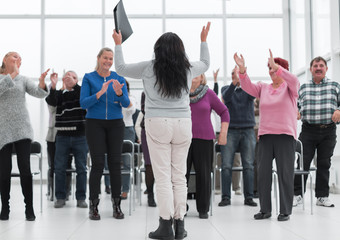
[294,139,314,214]
[11,141,43,213]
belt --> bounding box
[303,122,335,129]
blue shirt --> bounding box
[221,84,255,128]
[80,71,130,120]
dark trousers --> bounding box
[186,139,213,213]
[0,139,33,208]
[258,134,295,215]
[46,141,73,198]
[294,123,337,198]
[86,118,125,200]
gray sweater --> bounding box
[114,42,210,118]
[0,74,49,150]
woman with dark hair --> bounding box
[234,49,299,222]
[113,22,210,240]
[80,47,130,220]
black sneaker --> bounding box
[199,212,209,219]
[218,198,230,207]
[277,214,290,221]
[244,198,257,207]
[254,212,271,220]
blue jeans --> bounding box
[54,135,88,200]
[220,128,256,200]
[121,126,135,193]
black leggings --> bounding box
[86,118,125,200]
[0,139,32,180]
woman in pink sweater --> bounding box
[234,49,300,221]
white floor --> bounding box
[0,180,339,240]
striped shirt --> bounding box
[298,77,340,124]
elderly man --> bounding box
[46,71,88,209]
[293,56,340,207]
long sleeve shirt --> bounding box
[221,84,255,128]
[0,74,49,150]
[46,84,87,136]
[239,66,300,139]
[80,71,130,120]
[114,42,210,119]
[190,89,230,140]
[298,77,340,124]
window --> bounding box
[290,0,306,71]
[312,0,331,56]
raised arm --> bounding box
[113,30,150,79]
[190,22,211,78]
[234,52,261,98]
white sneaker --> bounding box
[316,197,335,207]
[292,195,303,207]
[234,189,242,195]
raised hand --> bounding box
[201,22,211,42]
[233,53,246,74]
[213,68,220,82]
[112,29,122,45]
[268,49,279,72]
[39,68,50,90]
[50,72,58,89]
[112,80,124,96]
[231,65,240,86]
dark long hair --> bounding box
[153,32,191,98]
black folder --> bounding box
[113,0,133,43]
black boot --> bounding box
[20,176,36,221]
[0,179,10,221]
[174,219,187,239]
[89,199,100,220]
[149,217,174,240]
[112,197,124,219]
[148,192,157,207]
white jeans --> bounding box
[145,117,192,220]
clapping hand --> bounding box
[39,68,50,90]
[112,80,124,96]
[50,72,58,90]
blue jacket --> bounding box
[80,71,130,120]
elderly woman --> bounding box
[0,52,49,221]
[234,50,299,221]
[186,73,229,219]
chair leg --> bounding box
[301,175,305,210]
[309,173,313,215]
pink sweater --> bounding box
[239,66,300,139]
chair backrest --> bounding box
[122,140,134,154]
[295,139,304,170]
